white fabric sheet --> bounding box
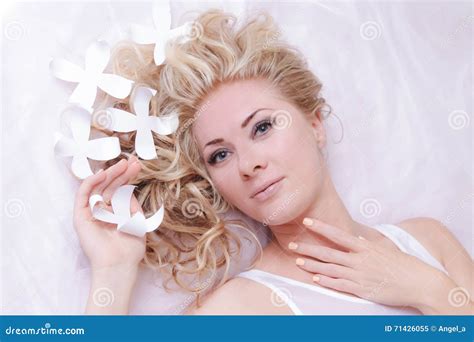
[1,0,471,314]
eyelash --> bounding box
[207,118,274,165]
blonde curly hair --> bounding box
[95,8,331,299]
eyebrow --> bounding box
[204,108,273,148]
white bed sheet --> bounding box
[1,0,471,314]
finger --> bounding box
[312,274,361,296]
[302,218,367,252]
[102,158,142,202]
[92,159,128,195]
[289,242,354,267]
[295,257,356,279]
[130,194,143,214]
[74,170,107,209]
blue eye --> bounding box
[252,119,273,137]
[208,149,229,165]
[207,118,274,166]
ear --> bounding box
[310,110,326,149]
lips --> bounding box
[250,177,285,199]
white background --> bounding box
[1,0,472,314]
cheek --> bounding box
[258,129,322,223]
[298,140,323,178]
[204,126,323,221]
[272,125,321,173]
[208,171,240,204]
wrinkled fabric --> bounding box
[1,1,471,314]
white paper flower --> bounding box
[50,40,134,109]
[130,1,200,65]
[89,185,164,237]
[106,86,179,160]
[54,105,121,179]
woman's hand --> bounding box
[289,218,453,312]
[73,156,145,271]
[74,156,146,314]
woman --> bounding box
[74,9,473,315]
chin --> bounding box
[240,187,303,225]
[257,207,298,227]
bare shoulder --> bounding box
[396,217,474,297]
[396,217,466,265]
[185,276,292,315]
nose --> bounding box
[238,150,268,179]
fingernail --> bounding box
[303,217,313,226]
[296,258,305,266]
[313,275,320,282]
[288,242,298,250]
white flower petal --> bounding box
[135,128,157,160]
[49,58,84,82]
[86,137,121,161]
[108,108,139,132]
[131,86,154,115]
[69,78,97,109]
[149,114,179,136]
[89,184,165,237]
[130,24,159,44]
[54,106,122,179]
[97,74,133,99]
[71,154,93,179]
[153,41,167,65]
[153,1,171,31]
[85,40,110,75]
[69,106,92,143]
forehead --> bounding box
[192,79,279,146]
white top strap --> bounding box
[237,270,303,315]
[371,224,448,275]
[235,223,447,315]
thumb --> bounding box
[130,194,144,215]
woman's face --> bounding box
[192,78,327,226]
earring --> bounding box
[320,146,328,161]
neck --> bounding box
[268,175,364,254]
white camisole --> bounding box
[236,224,448,315]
